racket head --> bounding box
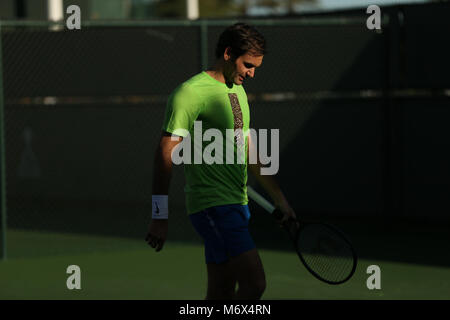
[293,221,357,285]
[272,208,357,284]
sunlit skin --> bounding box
[206,47,263,87]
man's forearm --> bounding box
[248,162,288,207]
[152,144,173,195]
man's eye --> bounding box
[244,63,253,68]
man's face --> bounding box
[224,49,263,86]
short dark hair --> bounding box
[215,23,267,59]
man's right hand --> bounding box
[145,219,168,252]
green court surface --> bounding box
[0,229,449,300]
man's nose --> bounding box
[247,69,255,78]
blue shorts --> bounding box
[189,204,255,264]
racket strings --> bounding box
[306,253,349,282]
[297,224,355,283]
[301,248,353,283]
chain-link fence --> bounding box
[1,3,450,259]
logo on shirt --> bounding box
[228,93,245,151]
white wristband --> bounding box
[152,195,168,219]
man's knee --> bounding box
[206,263,236,300]
[252,278,266,297]
[258,278,266,294]
[230,249,266,299]
[239,277,266,298]
[207,279,236,300]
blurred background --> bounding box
[0,0,439,20]
[0,0,450,299]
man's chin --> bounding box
[227,77,243,86]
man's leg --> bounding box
[230,248,266,299]
[206,262,236,300]
[205,248,266,300]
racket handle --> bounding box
[246,185,287,221]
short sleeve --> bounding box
[162,83,201,137]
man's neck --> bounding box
[205,69,226,84]
[206,64,234,88]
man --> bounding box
[145,23,296,300]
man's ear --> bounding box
[224,47,233,61]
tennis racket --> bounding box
[247,185,357,285]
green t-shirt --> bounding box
[162,71,250,214]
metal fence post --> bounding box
[200,20,208,71]
[0,23,7,261]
